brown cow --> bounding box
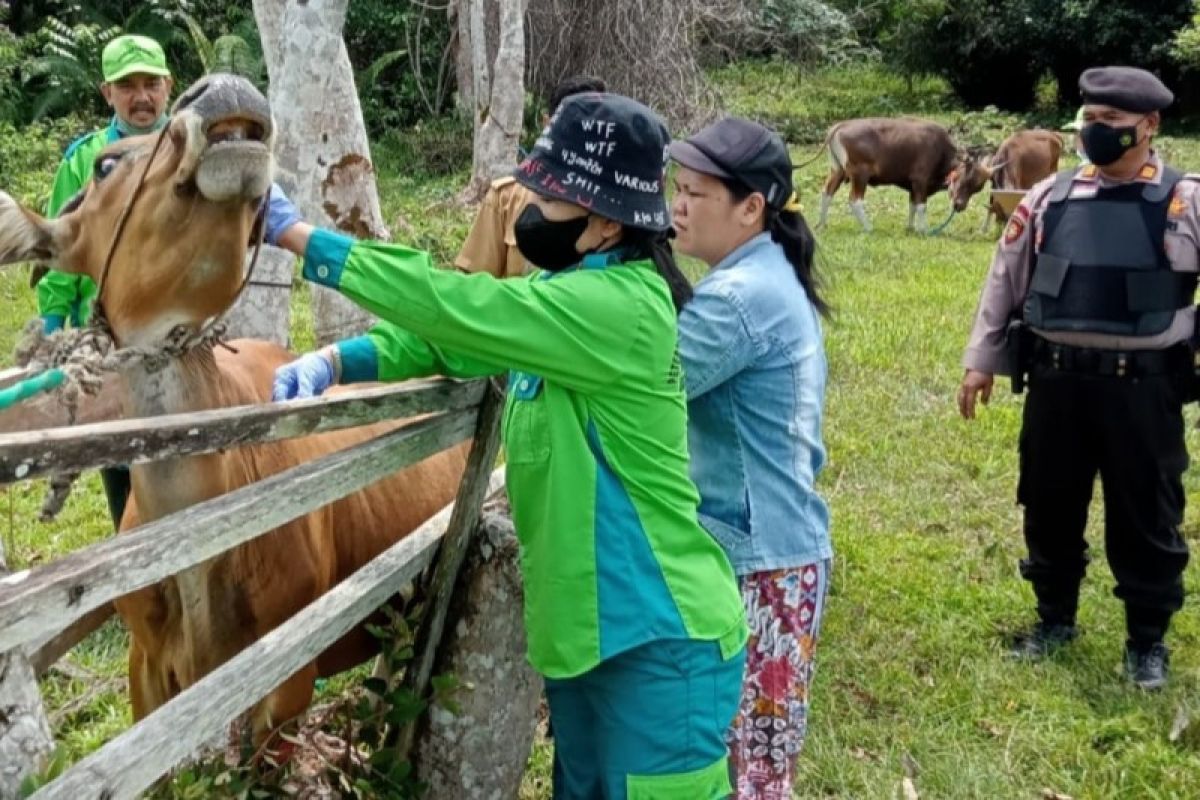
[816,117,959,233]
[948,129,1063,231]
[0,74,467,744]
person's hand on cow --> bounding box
[957,369,994,420]
[272,348,339,401]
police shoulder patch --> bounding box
[1003,210,1027,245]
[1169,192,1187,218]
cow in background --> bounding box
[816,117,959,233]
[949,129,1063,231]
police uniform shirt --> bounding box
[963,152,1200,375]
[454,176,532,279]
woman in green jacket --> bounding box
[271,93,747,799]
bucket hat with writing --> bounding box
[514,92,671,232]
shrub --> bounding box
[0,114,92,208]
[872,0,1193,111]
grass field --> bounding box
[4,64,1200,797]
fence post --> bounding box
[395,380,505,759]
[0,537,53,796]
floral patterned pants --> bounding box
[727,560,832,800]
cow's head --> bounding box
[0,73,274,347]
[948,153,994,212]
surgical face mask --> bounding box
[1079,118,1145,167]
[514,203,589,272]
[115,113,168,137]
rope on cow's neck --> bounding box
[11,125,270,520]
[926,208,957,236]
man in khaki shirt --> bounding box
[455,75,607,278]
[958,66,1196,690]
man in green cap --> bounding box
[38,33,173,335]
[37,34,172,530]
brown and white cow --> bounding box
[948,128,1063,231]
[816,117,959,233]
[0,74,467,743]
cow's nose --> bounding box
[173,74,273,142]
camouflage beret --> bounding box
[1079,66,1174,113]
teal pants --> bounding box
[545,638,746,800]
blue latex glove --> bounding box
[264,182,302,245]
[272,351,335,401]
[41,314,65,334]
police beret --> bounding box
[1079,66,1174,113]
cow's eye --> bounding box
[94,154,121,182]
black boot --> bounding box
[1124,640,1169,691]
[1008,621,1078,660]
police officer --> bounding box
[958,66,1195,690]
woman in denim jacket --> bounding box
[670,117,832,799]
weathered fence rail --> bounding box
[0,378,485,484]
[0,376,506,799]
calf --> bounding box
[949,129,1063,231]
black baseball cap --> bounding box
[669,117,794,209]
[514,93,671,231]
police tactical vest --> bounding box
[1024,165,1195,336]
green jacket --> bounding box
[304,229,748,679]
[38,118,123,325]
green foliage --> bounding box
[374,116,473,180]
[345,0,455,138]
[712,60,957,142]
[18,747,69,797]
[22,18,119,120]
[14,0,264,124]
[0,17,33,123]
[0,114,88,207]
[1172,12,1200,71]
[704,0,875,68]
[869,0,1194,110]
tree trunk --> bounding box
[0,537,54,797]
[222,250,293,346]
[413,499,542,798]
[465,0,527,201]
[451,0,475,120]
[253,0,389,346]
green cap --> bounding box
[102,35,171,83]
[1062,106,1085,132]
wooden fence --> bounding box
[0,375,505,799]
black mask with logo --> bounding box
[514,204,590,272]
[1080,118,1145,166]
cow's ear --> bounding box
[0,192,69,267]
[945,169,958,187]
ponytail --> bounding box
[719,177,830,319]
[765,208,829,318]
[623,228,693,314]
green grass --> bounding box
[5,64,1200,796]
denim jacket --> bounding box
[679,232,832,575]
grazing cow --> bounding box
[816,117,959,233]
[948,129,1063,230]
[0,74,467,743]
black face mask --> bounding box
[1080,119,1144,167]
[514,204,589,272]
